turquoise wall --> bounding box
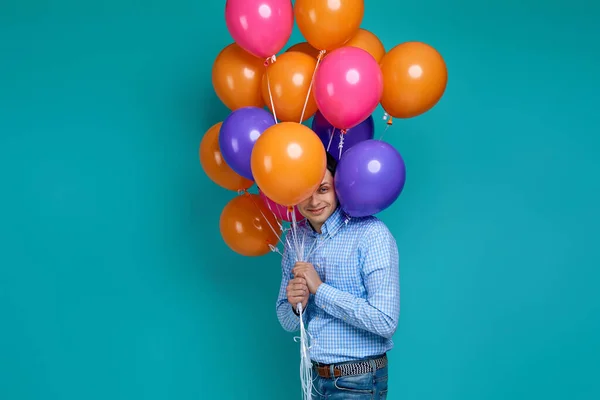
[1,1,598,399]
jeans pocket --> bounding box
[379,389,388,399]
[333,372,374,394]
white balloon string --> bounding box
[299,50,327,123]
[292,214,352,400]
[289,206,303,262]
[338,132,345,160]
[244,191,285,254]
[265,55,278,123]
[288,204,313,400]
[294,302,314,400]
[326,127,336,152]
[379,113,393,140]
[261,192,286,234]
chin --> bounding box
[308,216,326,226]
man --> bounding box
[276,151,400,399]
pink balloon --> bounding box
[259,190,305,223]
[313,46,383,130]
[225,0,294,59]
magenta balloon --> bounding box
[225,0,293,59]
[313,46,383,130]
[259,190,305,223]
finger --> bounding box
[289,292,307,301]
[288,292,306,299]
[288,281,307,290]
[289,297,304,306]
[289,288,308,296]
[293,268,307,277]
[290,291,309,300]
[288,285,306,294]
[293,262,309,271]
[292,282,308,290]
[293,262,303,270]
[294,277,307,285]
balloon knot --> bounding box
[387,116,393,126]
[317,50,326,61]
[264,55,277,66]
[340,129,348,135]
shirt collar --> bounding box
[301,205,350,238]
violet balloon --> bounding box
[312,111,374,161]
[335,140,406,217]
[219,107,276,181]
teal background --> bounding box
[1,1,598,399]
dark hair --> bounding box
[326,151,337,176]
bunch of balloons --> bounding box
[200,0,448,257]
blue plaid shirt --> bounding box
[276,206,400,364]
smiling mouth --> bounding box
[307,207,326,216]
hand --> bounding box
[292,262,323,295]
[287,277,309,312]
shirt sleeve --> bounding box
[314,220,400,339]
[275,241,306,332]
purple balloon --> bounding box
[311,111,374,161]
[219,107,276,181]
[335,140,406,217]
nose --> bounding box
[307,194,319,207]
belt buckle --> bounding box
[316,365,329,378]
[316,364,341,379]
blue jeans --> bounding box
[311,359,388,399]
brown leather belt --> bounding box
[313,354,388,379]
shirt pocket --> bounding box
[320,257,366,297]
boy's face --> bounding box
[297,170,337,232]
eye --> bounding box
[319,186,329,193]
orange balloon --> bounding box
[199,122,254,191]
[345,29,386,63]
[251,122,326,206]
[212,43,265,110]
[294,0,364,51]
[380,42,448,119]
[219,193,280,257]
[261,52,319,122]
[286,42,321,59]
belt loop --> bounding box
[369,359,377,374]
[329,364,335,379]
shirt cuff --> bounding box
[315,283,338,310]
[282,303,300,325]
[292,303,307,316]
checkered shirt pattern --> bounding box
[276,206,400,364]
